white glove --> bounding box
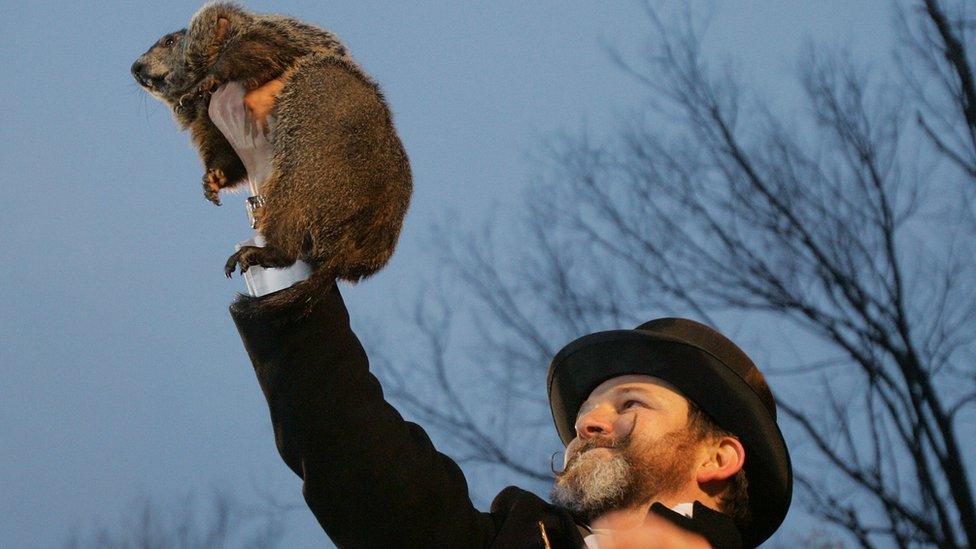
[209,82,275,193]
[208,82,312,297]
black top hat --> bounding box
[547,317,792,547]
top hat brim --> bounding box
[547,329,792,547]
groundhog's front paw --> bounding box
[202,169,226,206]
[197,75,221,96]
[177,78,220,109]
[225,246,259,278]
[177,93,197,112]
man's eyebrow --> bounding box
[612,386,655,396]
[577,386,659,417]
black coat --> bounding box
[230,284,744,548]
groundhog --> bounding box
[132,29,247,204]
[133,3,412,314]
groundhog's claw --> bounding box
[177,92,197,110]
[197,75,221,96]
[225,246,259,277]
[203,169,226,205]
[176,81,216,111]
[225,250,241,278]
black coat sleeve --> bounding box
[230,285,495,548]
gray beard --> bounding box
[550,448,638,521]
[550,429,695,523]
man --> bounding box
[230,283,791,548]
[546,319,792,547]
[226,85,791,548]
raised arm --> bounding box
[230,287,495,547]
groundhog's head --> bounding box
[131,29,190,106]
[183,2,254,82]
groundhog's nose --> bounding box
[131,61,151,87]
[131,61,146,77]
[130,61,165,91]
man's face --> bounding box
[550,375,701,522]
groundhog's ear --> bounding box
[215,17,230,41]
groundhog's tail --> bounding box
[229,266,337,322]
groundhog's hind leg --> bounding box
[224,245,297,277]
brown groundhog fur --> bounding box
[133,3,412,315]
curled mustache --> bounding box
[557,415,639,476]
[577,429,633,454]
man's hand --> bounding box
[209,82,276,187]
[243,79,285,132]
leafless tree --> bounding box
[899,1,976,182]
[375,1,976,546]
[63,487,295,549]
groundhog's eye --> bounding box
[163,36,175,47]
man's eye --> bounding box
[623,400,644,409]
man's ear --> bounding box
[696,436,745,485]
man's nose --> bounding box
[575,406,616,438]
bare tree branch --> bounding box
[372,2,976,546]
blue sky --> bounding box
[1,2,893,546]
